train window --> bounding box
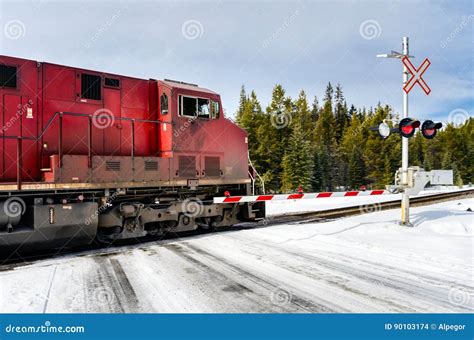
[104,77,120,88]
[160,93,168,115]
[198,98,210,119]
[0,64,17,88]
[211,101,220,119]
[179,95,197,117]
[81,73,101,100]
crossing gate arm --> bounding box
[213,190,390,203]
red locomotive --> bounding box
[0,55,264,252]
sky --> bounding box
[0,0,472,124]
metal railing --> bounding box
[0,111,169,190]
[248,151,265,195]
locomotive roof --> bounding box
[0,55,218,95]
[160,79,218,95]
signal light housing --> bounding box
[398,118,420,138]
[421,120,442,139]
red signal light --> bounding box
[421,120,442,139]
[398,118,420,138]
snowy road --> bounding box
[0,198,472,313]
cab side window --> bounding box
[160,93,168,115]
[198,98,210,119]
[211,101,220,119]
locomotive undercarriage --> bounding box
[0,184,265,254]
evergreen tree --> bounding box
[294,90,313,139]
[281,121,313,192]
[334,84,349,142]
[313,83,338,191]
[311,95,320,122]
[261,84,292,191]
[341,114,366,189]
[235,85,247,124]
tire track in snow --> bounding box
[227,234,472,312]
[163,243,300,312]
[179,243,340,313]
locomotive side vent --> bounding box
[205,156,220,177]
[106,160,121,171]
[145,160,158,171]
[81,73,101,100]
[178,156,196,178]
[104,77,120,88]
[0,64,17,88]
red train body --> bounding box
[0,55,264,252]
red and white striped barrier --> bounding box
[213,190,390,203]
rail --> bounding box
[0,111,170,190]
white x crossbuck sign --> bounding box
[402,56,431,95]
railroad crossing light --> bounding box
[370,121,396,139]
[378,122,391,139]
[421,120,442,139]
[398,118,420,138]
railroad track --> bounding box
[0,189,472,268]
[268,189,474,225]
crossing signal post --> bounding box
[376,37,433,226]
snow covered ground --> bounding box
[0,197,472,313]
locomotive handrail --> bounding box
[0,111,169,190]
